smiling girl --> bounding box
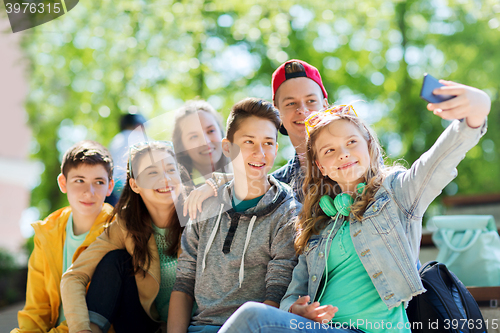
[61,141,188,333]
[172,100,231,187]
[218,80,490,333]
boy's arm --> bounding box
[167,291,194,333]
[12,234,68,333]
[265,205,300,305]
[169,220,200,332]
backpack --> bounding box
[406,261,487,333]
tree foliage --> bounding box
[20,0,500,219]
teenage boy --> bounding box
[183,60,327,219]
[12,141,115,333]
[270,59,329,199]
[168,98,301,333]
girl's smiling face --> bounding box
[130,150,182,207]
[179,111,223,172]
[314,119,370,193]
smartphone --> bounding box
[420,73,455,103]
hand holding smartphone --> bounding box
[420,73,455,103]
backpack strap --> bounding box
[439,264,486,333]
[418,261,486,333]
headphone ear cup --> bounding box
[319,195,337,217]
[334,193,354,217]
[356,182,366,195]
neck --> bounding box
[233,175,270,201]
[192,162,214,180]
[290,136,307,167]
[143,201,176,228]
[339,180,362,194]
[72,209,101,236]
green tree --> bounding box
[20,0,500,220]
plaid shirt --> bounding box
[271,153,305,203]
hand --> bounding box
[427,80,491,128]
[289,295,338,323]
[183,183,216,220]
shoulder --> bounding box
[271,164,288,182]
[265,179,301,232]
[32,206,72,234]
[271,156,297,183]
[100,203,115,218]
[101,218,129,240]
[270,176,302,212]
[196,196,225,224]
[379,166,407,188]
[89,204,115,233]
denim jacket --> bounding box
[280,119,487,312]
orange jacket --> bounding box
[11,204,114,333]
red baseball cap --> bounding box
[272,59,328,102]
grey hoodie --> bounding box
[173,175,301,326]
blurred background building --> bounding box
[0,16,39,259]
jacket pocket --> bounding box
[364,195,398,234]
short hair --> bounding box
[61,140,113,180]
[226,98,281,142]
[120,113,146,131]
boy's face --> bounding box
[57,164,114,218]
[274,77,328,145]
[223,116,278,183]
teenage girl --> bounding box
[61,141,188,333]
[217,80,490,332]
[172,100,231,188]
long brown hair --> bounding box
[172,99,230,176]
[295,112,397,254]
[109,142,187,274]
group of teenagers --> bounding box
[13,59,491,333]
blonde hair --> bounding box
[295,112,397,254]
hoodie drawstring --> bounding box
[239,215,256,288]
[202,203,224,273]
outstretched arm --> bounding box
[394,81,490,217]
[427,80,490,128]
